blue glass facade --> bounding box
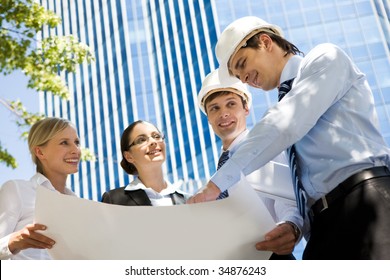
[39,0,390,203]
[144,0,219,188]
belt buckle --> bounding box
[319,196,328,213]
[310,196,329,224]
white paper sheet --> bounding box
[34,178,275,260]
[247,161,296,204]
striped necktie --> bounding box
[278,78,306,218]
[278,78,295,101]
[216,150,229,199]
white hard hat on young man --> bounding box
[198,68,252,115]
[215,16,283,74]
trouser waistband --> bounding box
[310,166,390,219]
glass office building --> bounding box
[39,0,390,201]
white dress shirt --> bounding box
[125,177,189,206]
[211,43,390,208]
[0,173,76,260]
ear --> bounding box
[259,33,272,50]
[34,146,45,160]
[124,151,135,164]
[244,104,250,116]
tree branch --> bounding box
[0,97,20,118]
[0,26,39,42]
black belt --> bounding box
[310,166,390,218]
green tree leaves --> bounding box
[0,0,95,169]
[0,143,18,169]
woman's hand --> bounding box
[8,223,55,255]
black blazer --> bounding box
[101,187,186,206]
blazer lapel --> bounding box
[125,189,152,206]
[125,189,185,206]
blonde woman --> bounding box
[0,117,81,260]
[102,120,189,206]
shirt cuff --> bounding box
[210,160,242,192]
[0,235,13,260]
[277,220,302,244]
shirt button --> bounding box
[227,175,233,181]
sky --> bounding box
[0,71,39,186]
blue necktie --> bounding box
[278,78,295,101]
[216,150,229,199]
[278,79,306,218]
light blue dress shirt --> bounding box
[224,129,305,235]
[211,43,390,208]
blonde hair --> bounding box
[28,117,74,174]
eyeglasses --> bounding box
[128,133,165,149]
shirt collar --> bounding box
[124,177,184,199]
[221,129,249,155]
[31,173,75,196]
[31,173,54,189]
[280,55,302,83]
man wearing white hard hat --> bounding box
[189,16,390,260]
[198,68,308,259]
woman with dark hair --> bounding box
[101,120,189,206]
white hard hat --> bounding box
[215,16,283,72]
[198,68,252,115]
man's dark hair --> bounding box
[245,31,303,56]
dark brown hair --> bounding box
[245,31,303,56]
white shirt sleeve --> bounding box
[0,180,22,259]
[0,235,13,260]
